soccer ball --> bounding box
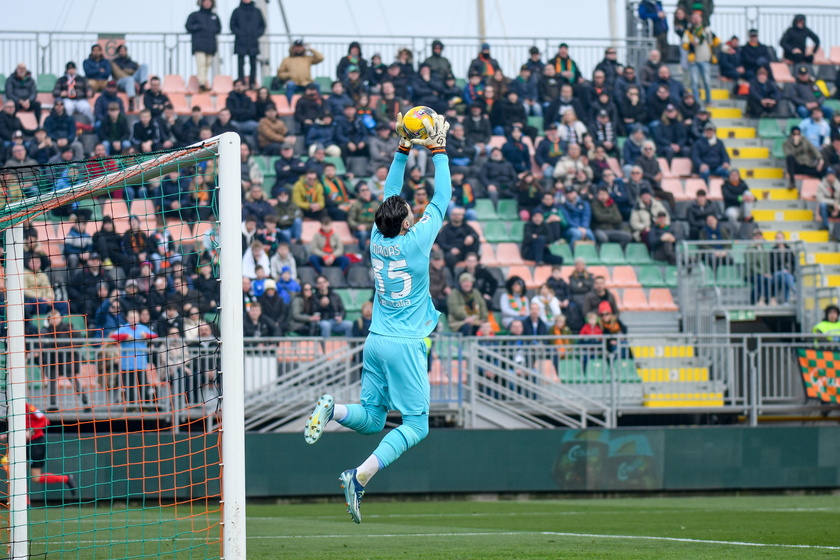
[400,106,437,140]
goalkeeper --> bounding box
[304,112,450,524]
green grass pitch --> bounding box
[20,495,840,559]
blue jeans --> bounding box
[819,202,836,229]
[447,201,477,221]
[25,299,69,317]
[233,120,259,134]
[309,254,350,273]
[689,61,712,104]
[319,318,353,338]
[565,226,595,244]
[773,270,796,303]
[797,105,834,119]
[116,64,149,98]
[699,165,730,185]
[278,218,302,243]
[285,81,313,104]
[104,140,132,155]
[354,229,370,249]
[751,274,774,303]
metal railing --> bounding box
[628,2,840,57]
[6,331,833,431]
[0,32,654,87]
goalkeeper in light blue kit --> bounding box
[304,112,450,523]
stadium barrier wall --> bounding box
[14,426,840,500]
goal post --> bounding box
[0,132,245,560]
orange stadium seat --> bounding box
[214,93,228,111]
[166,221,193,247]
[495,243,524,266]
[212,75,234,94]
[684,178,707,199]
[648,288,679,311]
[480,243,499,266]
[707,178,724,200]
[187,75,201,94]
[331,220,356,246]
[192,221,214,242]
[657,158,673,178]
[800,178,819,200]
[620,288,649,311]
[488,136,506,150]
[812,47,831,65]
[533,265,553,287]
[831,47,840,65]
[607,157,623,178]
[507,266,535,288]
[661,178,686,201]
[163,74,187,94]
[191,93,215,112]
[670,158,693,177]
[467,220,484,242]
[769,62,794,83]
[587,265,610,284]
[300,220,320,244]
[610,266,640,288]
[271,95,293,116]
[167,93,190,114]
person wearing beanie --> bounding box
[780,14,820,64]
[422,39,452,80]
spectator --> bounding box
[0,101,30,147]
[583,275,619,317]
[780,14,820,64]
[813,304,840,342]
[567,256,595,310]
[698,214,732,268]
[500,276,529,328]
[93,80,124,124]
[110,308,157,403]
[463,103,491,153]
[402,166,429,203]
[52,62,92,121]
[308,215,349,274]
[691,122,730,184]
[445,123,476,169]
[271,142,305,196]
[591,186,632,247]
[274,39,323,105]
[230,0,265,88]
[336,104,369,159]
[746,67,780,118]
[305,116,341,158]
[548,43,582,85]
[686,188,722,239]
[630,187,668,242]
[5,63,41,125]
[226,79,259,134]
[83,44,111,92]
[3,144,39,196]
[531,284,562,326]
[816,168,840,230]
[429,250,454,314]
[436,206,480,270]
[185,0,222,92]
[23,255,69,317]
[653,104,689,161]
[521,211,564,265]
[447,272,488,336]
[788,66,833,120]
[43,100,82,160]
[522,301,549,336]
[321,162,352,221]
[352,301,373,338]
[721,169,755,223]
[509,64,540,118]
[545,84,585,127]
[646,84,673,127]
[480,147,518,206]
[800,107,831,149]
[533,190,567,240]
[823,137,840,171]
[86,142,119,180]
[741,29,772,79]
[639,1,669,54]
[770,232,797,304]
[646,65,684,105]
[554,143,592,187]
[635,139,662,190]
[290,170,324,219]
[111,45,148,106]
[516,172,543,220]
[590,109,618,156]
[640,49,662,91]
[534,124,564,177]
[469,43,501,78]
[347,183,380,249]
[243,302,279,338]
[561,186,595,244]
[648,210,679,265]
[28,128,58,165]
[748,229,774,305]
[336,42,369,83]
[422,40,452,80]
[130,108,163,153]
[598,301,628,356]
[679,92,700,127]
[718,36,744,82]
[142,76,170,119]
[783,127,824,189]
[256,104,287,155]
[537,64,563,112]
[455,252,498,311]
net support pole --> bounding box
[5,225,28,560]
[218,132,246,559]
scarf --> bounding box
[457,181,475,206]
[554,57,577,76]
[602,318,622,335]
[319,229,333,254]
[303,183,319,204]
[463,290,480,316]
[540,298,555,324]
[507,294,527,314]
[66,74,77,98]
[323,177,350,204]
[480,55,495,76]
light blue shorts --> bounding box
[361,333,430,415]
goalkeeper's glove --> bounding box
[394,112,413,151]
[410,115,450,155]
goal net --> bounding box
[0,133,245,560]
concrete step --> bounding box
[742,167,785,180]
[754,199,809,210]
[751,188,799,201]
[746,178,789,189]
[708,99,747,109]
[726,138,768,148]
[713,119,754,128]
[730,158,781,169]
[761,229,829,243]
[709,107,743,119]
[717,127,756,139]
[727,146,769,159]
[752,209,814,222]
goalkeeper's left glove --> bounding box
[410,114,450,155]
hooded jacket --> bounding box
[185,3,222,54]
[336,42,369,82]
[5,72,37,103]
[229,1,266,56]
[780,16,820,60]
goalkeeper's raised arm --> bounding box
[410,114,451,219]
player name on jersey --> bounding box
[371,243,402,257]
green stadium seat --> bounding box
[556,359,584,383]
[37,73,56,93]
[716,265,747,287]
[254,156,277,178]
[455,78,466,90]
[483,221,509,243]
[549,242,573,262]
[335,289,355,311]
[497,200,519,221]
[324,156,346,175]
[527,115,544,135]
[616,136,627,154]
[824,99,840,114]
[616,360,641,383]
[625,243,653,265]
[757,119,783,139]
[585,359,607,383]
[354,289,374,309]
[314,76,332,92]
[598,243,626,265]
[574,243,600,264]
[263,75,281,92]
[637,265,666,287]
[474,199,498,221]
[784,118,801,135]
[508,221,525,243]
[702,266,716,286]
[664,265,678,287]
[772,138,785,159]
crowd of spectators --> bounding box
[0,1,837,367]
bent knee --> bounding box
[402,414,430,443]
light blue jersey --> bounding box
[369,152,452,339]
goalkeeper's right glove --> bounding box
[411,115,450,155]
[394,112,413,153]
